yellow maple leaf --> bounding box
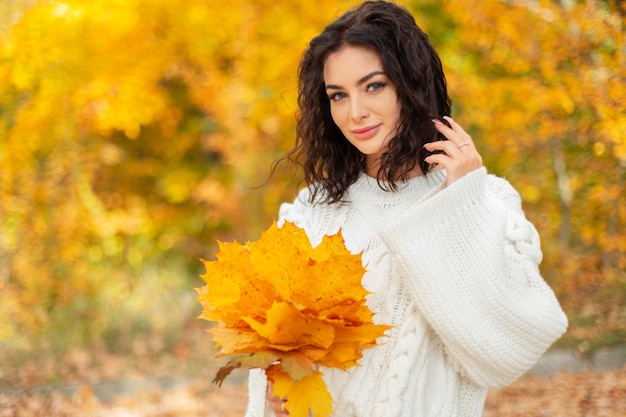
[268,367,333,417]
[197,221,391,417]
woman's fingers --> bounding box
[425,117,483,186]
[268,383,289,416]
[270,395,289,416]
[432,116,474,148]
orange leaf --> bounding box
[243,301,335,351]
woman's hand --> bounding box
[424,116,483,187]
[268,383,289,416]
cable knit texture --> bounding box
[244,167,568,417]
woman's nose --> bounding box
[349,96,369,122]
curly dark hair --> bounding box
[282,0,451,203]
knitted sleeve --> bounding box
[379,167,568,388]
[244,369,269,417]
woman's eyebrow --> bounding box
[325,70,385,91]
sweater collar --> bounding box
[349,169,447,203]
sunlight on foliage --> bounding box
[0,0,361,343]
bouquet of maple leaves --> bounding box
[196,221,390,417]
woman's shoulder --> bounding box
[279,183,333,224]
[291,182,331,207]
[485,172,523,213]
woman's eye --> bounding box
[329,92,347,102]
[367,82,387,92]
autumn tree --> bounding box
[0,0,361,344]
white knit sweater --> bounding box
[244,167,568,417]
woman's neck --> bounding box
[365,159,425,179]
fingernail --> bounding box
[443,116,453,123]
[431,118,442,125]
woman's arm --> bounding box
[244,368,269,417]
[380,167,568,388]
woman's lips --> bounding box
[351,124,381,140]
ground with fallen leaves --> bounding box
[1,327,625,416]
[2,365,625,416]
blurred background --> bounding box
[0,0,624,413]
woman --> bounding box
[246,1,568,416]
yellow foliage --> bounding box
[441,0,626,303]
[0,0,362,340]
[0,0,623,352]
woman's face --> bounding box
[323,44,401,174]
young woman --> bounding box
[246,1,568,416]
